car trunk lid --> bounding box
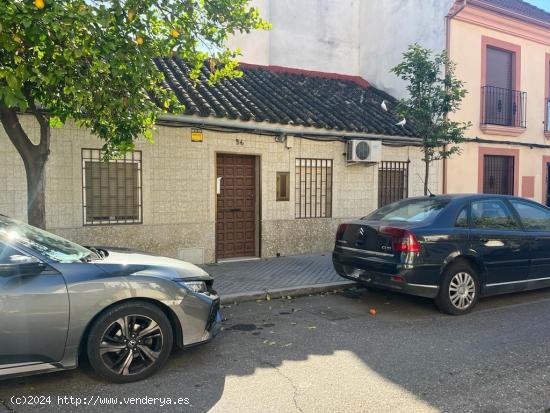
[336,221,420,257]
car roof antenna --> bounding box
[416,173,435,197]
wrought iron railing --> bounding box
[481,86,526,128]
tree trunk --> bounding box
[0,105,50,229]
[23,155,47,228]
[424,158,430,196]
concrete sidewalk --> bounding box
[201,253,355,303]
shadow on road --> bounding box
[3,286,550,412]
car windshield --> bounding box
[364,198,450,223]
[0,216,92,263]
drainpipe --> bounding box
[443,0,467,194]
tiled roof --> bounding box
[475,0,550,24]
[153,57,418,138]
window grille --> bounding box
[295,158,332,219]
[378,161,409,208]
[82,149,142,225]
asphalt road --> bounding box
[2,286,550,413]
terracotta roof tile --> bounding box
[154,57,418,138]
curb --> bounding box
[219,280,357,304]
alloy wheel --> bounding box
[99,315,164,376]
[448,272,476,310]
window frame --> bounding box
[481,36,521,95]
[479,36,524,134]
[378,161,409,208]
[294,158,333,219]
[482,154,515,195]
[509,199,550,232]
[478,147,519,196]
[81,149,143,226]
[276,171,290,202]
[470,198,521,231]
[454,205,470,228]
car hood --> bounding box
[93,247,211,281]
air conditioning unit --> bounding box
[346,140,382,163]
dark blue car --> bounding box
[333,194,550,315]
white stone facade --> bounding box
[0,115,440,263]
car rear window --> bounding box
[364,198,450,223]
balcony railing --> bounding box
[481,86,526,128]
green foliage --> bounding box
[392,44,471,165]
[0,0,269,156]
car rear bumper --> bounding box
[332,251,440,299]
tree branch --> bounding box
[0,104,34,162]
[23,89,50,159]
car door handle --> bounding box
[480,238,506,247]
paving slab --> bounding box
[201,253,355,302]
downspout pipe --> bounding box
[443,0,467,194]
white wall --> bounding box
[229,0,454,97]
[229,0,271,65]
[228,0,361,76]
[359,0,454,98]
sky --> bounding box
[526,0,550,12]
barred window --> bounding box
[82,149,142,225]
[378,161,409,208]
[295,158,332,219]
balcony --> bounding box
[481,86,526,137]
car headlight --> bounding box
[176,280,208,293]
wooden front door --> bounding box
[216,154,257,260]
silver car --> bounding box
[0,215,221,383]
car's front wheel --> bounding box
[87,301,173,383]
[435,262,480,315]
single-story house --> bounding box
[0,60,441,264]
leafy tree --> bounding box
[0,0,269,227]
[392,44,471,196]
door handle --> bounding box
[480,238,505,247]
[225,208,241,212]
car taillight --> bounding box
[336,223,349,241]
[380,226,421,253]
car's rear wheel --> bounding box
[87,301,173,383]
[435,262,480,315]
